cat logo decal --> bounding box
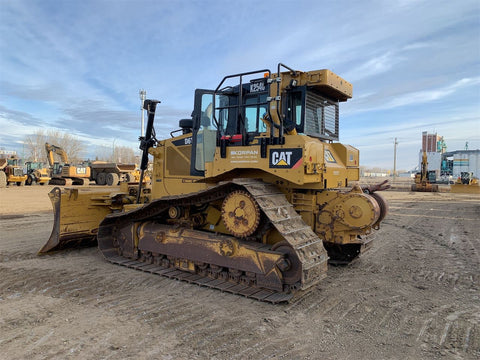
[269,148,303,169]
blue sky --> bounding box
[1,0,479,170]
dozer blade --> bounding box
[450,184,480,194]
[39,187,120,253]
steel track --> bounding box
[97,179,329,303]
[105,255,294,303]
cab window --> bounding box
[244,94,267,134]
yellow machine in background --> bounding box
[450,172,480,194]
[45,143,91,185]
[40,64,389,302]
[89,161,149,186]
[411,151,438,192]
[0,155,28,187]
[25,161,51,185]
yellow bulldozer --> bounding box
[450,172,480,194]
[39,64,389,303]
[45,143,91,185]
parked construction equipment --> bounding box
[89,162,139,185]
[450,172,480,194]
[45,143,91,185]
[39,64,389,302]
[25,161,51,185]
[0,155,28,187]
[411,151,438,192]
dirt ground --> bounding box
[0,184,479,359]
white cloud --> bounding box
[0,0,479,170]
[343,52,402,82]
[380,77,480,110]
[402,42,433,51]
[343,76,480,115]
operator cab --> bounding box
[189,64,349,176]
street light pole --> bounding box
[139,90,146,137]
[393,137,398,182]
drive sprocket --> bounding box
[221,190,260,237]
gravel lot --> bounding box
[0,184,479,359]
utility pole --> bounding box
[139,90,146,137]
[393,137,398,182]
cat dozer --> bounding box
[450,172,480,194]
[40,64,389,303]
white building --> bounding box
[418,151,442,176]
[442,150,480,179]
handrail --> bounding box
[213,69,271,142]
[276,63,297,141]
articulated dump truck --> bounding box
[40,64,389,303]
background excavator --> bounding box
[40,64,389,303]
[45,143,91,185]
[45,143,144,186]
[411,151,438,192]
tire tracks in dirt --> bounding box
[1,191,479,359]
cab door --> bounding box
[190,89,217,176]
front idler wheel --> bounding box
[272,241,302,286]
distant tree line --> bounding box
[24,130,84,163]
[94,144,138,164]
[24,130,138,165]
[360,166,407,175]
